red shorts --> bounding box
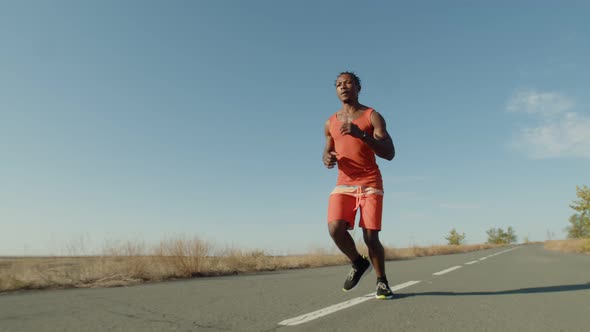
[328,188,383,230]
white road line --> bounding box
[278,280,421,326]
[472,247,518,262]
[280,247,520,327]
[432,266,462,276]
[466,247,519,264]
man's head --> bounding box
[335,72,361,104]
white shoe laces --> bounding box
[376,282,390,291]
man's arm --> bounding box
[323,120,338,168]
[364,111,395,160]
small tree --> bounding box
[487,228,502,244]
[566,214,590,239]
[506,226,518,244]
[445,228,466,245]
[567,185,590,238]
[486,227,517,244]
[570,185,590,217]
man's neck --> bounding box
[341,101,362,114]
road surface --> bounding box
[1,244,589,331]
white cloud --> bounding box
[507,90,573,116]
[507,90,590,159]
[515,112,590,159]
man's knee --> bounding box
[328,220,349,238]
[363,229,381,247]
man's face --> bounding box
[335,74,359,103]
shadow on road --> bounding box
[396,282,590,299]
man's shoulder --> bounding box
[327,111,339,122]
[325,112,337,131]
[360,106,377,119]
[360,105,376,115]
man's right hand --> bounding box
[323,151,338,169]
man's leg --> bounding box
[362,229,385,277]
[330,221,372,291]
[328,194,360,262]
[359,194,385,275]
[328,220,361,262]
[328,194,372,291]
[359,194,393,299]
[363,228,393,299]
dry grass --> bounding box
[0,238,503,293]
[544,239,590,254]
[384,243,503,259]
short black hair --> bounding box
[335,71,361,91]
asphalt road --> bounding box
[1,244,589,332]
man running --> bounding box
[323,72,395,299]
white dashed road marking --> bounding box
[278,280,421,326]
[279,247,521,327]
[432,266,462,276]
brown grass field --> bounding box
[0,238,505,293]
[544,238,590,254]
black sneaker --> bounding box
[342,256,372,291]
[375,281,394,299]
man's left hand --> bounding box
[340,122,364,138]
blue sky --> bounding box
[1,1,589,255]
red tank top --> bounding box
[328,108,383,189]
